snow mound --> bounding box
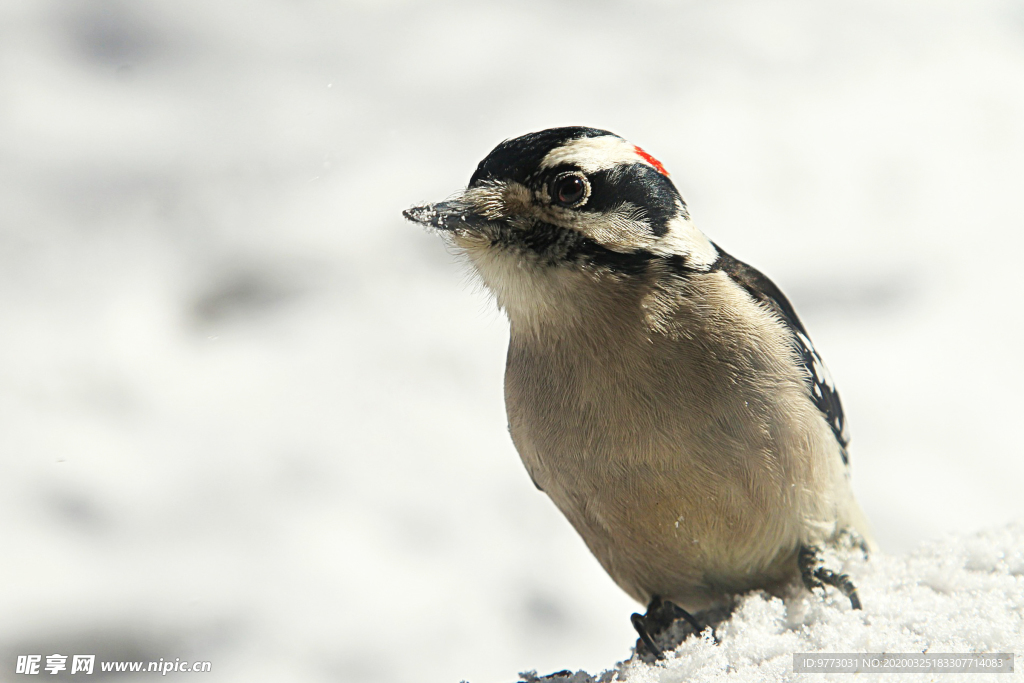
[522,523,1024,683]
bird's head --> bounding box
[404,127,718,322]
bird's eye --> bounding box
[551,172,590,208]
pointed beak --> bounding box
[402,199,488,232]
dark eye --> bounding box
[551,173,589,208]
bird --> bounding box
[403,127,874,657]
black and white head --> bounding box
[404,127,718,320]
[404,127,853,455]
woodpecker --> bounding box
[404,127,873,657]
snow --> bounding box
[523,524,1024,682]
[0,1,1022,682]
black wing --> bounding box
[711,243,850,464]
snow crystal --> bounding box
[530,524,1024,683]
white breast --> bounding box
[501,268,866,609]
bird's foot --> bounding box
[798,544,862,609]
[630,596,714,660]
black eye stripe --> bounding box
[585,165,683,237]
[531,163,685,236]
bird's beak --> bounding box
[402,199,488,233]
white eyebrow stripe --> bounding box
[539,136,643,173]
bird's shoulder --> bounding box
[705,244,851,463]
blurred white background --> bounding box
[1,0,1023,681]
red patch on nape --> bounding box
[633,145,670,176]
